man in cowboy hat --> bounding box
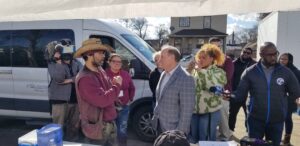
[74,38,122,146]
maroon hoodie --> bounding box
[106,68,135,105]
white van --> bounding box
[0,19,156,141]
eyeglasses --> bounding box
[111,60,122,64]
[243,51,252,55]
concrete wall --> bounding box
[257,11,300,68]
[277,11,300,68]
[257,12,279,60]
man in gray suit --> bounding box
[152,45,196,135]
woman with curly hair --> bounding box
[189,44,227,143]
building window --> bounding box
[203,16,211,28]
[179,17,190,27]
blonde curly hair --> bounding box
[195,43,225,66]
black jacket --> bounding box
[287,66,300,112]
[149,68,162,103]
[234,61,300,123]
[232,57,256,91]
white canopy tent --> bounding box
[0,0,300,21]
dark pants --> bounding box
[229,100,247,131]
[247,116,283,146]
[284,110,293,134]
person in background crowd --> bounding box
[189,44,227,143]
[154,130,190,146]
[229,47,256,132]
[102,44,114,70]
[106,53,135,146]
[74,38,122,146]
[149,51,163,109]
[225,42,300,146]
[279,53,300,146]
[47,41,73,129]
[209,37,234,141]
[152,45,195,136]
[55,39,83,141]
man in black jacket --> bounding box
[149,51,163,109]
[229,47,256,132]
[227,42,300,146]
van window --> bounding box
[89,35,150,79]
[11,29,75,68]
[0,31,11,66]
[114,40,136,71]
[121,34,156,63]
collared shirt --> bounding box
[261,62,275,82]
[159,64,179,96]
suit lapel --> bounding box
[159,66,181,100]
[156,72,166,101]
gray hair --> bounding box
[152,51,161,61]
[161,45,181,62]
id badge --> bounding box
[118,90,123,97]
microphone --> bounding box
[209,86,235,98]
[209,86,223,96]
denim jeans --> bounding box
[116,105,129,139]
[189,110,221,143]
[247,116,283,146]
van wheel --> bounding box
[132,106,156,142]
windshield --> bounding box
[121,34,156,63]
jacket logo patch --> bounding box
[276,78,285,85]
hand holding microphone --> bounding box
[209,86,235,100]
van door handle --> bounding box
[0,70,12,74]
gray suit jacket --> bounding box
[153,65,195,134]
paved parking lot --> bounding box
[0,111,299,146]
[230,111,300,145]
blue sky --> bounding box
[105,13,259,39]
[227,13,259,34]
[145,13,259,39]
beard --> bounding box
[242,57,252,62]
[92,60,102,67]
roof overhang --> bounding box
[0,0,300,21]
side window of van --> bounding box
[0,31,11,66]
[89,35,150,79]
[11,29,75,68]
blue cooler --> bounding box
[37,124,63,146]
